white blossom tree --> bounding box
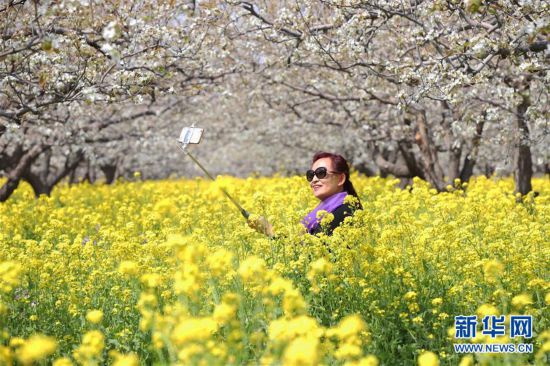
[0,0,237,200]
[218,0,549,193]
[1,0,548,201]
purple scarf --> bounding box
[301,191,348,233]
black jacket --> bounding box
[309,203,356,236]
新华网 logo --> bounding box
[453,315,533,354]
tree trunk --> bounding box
[441,101,464,184]
[24,171,53,197]
[514,92,533,196]
[413,111,445,191]
[0,145,45,202]
[22,149,84,197]
[448,145,462,183]
[397,140,425,179]
[484,164,495,178]
[354,162,376,177]
[50,150,84,188]
[373,145,411,178]
[83,159,96,184]
[69,164,79,184]
[460,118,485,183]
[101,163,117,184]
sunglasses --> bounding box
[306,167,340,182]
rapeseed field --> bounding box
[0,175,548,365]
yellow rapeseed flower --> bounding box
[118,261,139,276]
[344,355,379,366]
[237,256,266,282]
[213,302,236,325]
[431,298,443,307]
[52,357,73,366]
[171,317,218,345]
[9,337,25,347]
[418,351,439,366]
[476,304,499,318]
[335,343,362,360]
[0,346,12,365]
[511,294,533,309]
[403,291,417,301]
[73,330,104,363]
[282,336,319,366]
[483,259,504,283]
[206,248,234,277]
[86,309,103,324]
[458,355,474,366]
[0,261,22,293]
[327,314,366,341]
[269,315,323,343]
[267,277,293,296]
[307,258,333,282]
[112,353,139,366]
[16,335,57,365]
[0,174,548,365]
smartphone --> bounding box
[178,127,204,145]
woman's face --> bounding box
[309,157,346,201]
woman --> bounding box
[248,151,362,237]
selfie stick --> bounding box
[177,126,250,220]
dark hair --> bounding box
[312,151,362,209]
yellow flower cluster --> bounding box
[0,174,548,364]
[15,335,57,365]
[73,330,105,364]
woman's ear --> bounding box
[338,173,346,187]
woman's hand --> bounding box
[247,215,275,237]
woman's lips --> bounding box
[312,185,322,191]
